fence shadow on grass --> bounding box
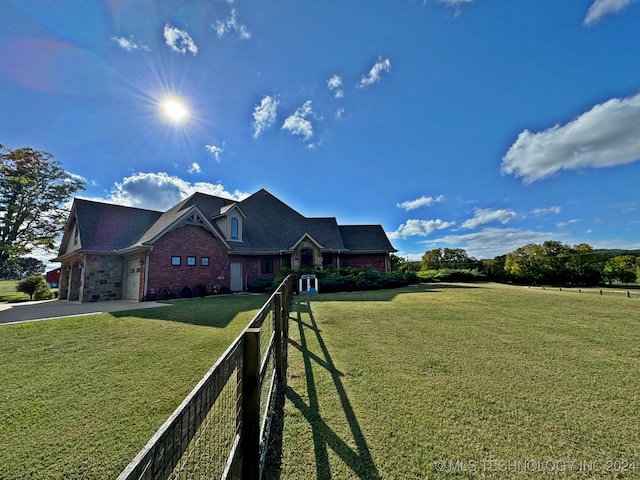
[265,298,380,480]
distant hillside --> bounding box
[594,249,640,257]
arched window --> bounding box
[231,217,239,239]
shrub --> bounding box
[34,284,55,300]
[249,277,274,293]
[294,268,419,294]
[417,270,438,282]
[16,275,50,301]
[418,268,486,282]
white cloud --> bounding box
[358,57,391,88]
[282,100,314,140]
[532,206,562,215]
[188,162,201,173]
[103,172,248,210]
[68,172,88,184]
[501,92,640,183]
[163,24,198,55]
[252,95,279,138]
[584,0,637,25]
[327,75,344,98]
[205,144,224,162]
[387,219,455,240]
[335,107,345,120]
[214,8,251,40]
[396,195,444,211]
[461,208,517,229]
[110,36,150,52]
[429,227,556,259]
[611,202,636,213]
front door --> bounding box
[230,262,242,292]
[125,259,141,300]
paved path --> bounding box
[0,299,171,325]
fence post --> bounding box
[283,279,290,341]
[242,328,260,480]
[274,293,284,382]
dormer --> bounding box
[215,203,246,241]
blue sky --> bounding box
[2,0,640,263]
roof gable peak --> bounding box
[290,232,325,250]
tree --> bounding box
[390,253,416,272]
[16,275,53,301]
[442,248,475,269]
[17,257,46,278]
[505,243,545,283]
[481,255,507,281]
[0,145,84,277]
[603,255,638,285]
[421,248,442,270]
[539,240,572,284]
[566,243,604,286]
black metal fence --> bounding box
[117,276,292,480]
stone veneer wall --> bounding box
[82,254,124,302]
[291,239,324,270]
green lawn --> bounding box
[275,283,640,479]
[0,280,29,302]
[0,294,267,480]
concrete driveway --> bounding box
[0,299,171,325]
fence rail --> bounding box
[117,276,292,480]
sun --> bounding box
[161,98,189,122]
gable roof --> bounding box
[69,199,162,251]
[57,189,396,257]
[228,189,348,253]
[339,225,397,253]
[135,203,230,248]
[134,193,229,247]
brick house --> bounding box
[53,189,397,302]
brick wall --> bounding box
[229,254,289,290]
[146,225,230,297]
[341,253,388,272]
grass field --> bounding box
[0,280,29,302]
[274,283,640,479]
[0,294,267,480]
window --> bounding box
[231,217,239,239]
[301,248,313,268]
[201,257,210,266]
[187,256,196,266]
[261,258,274,274]
[171,256,181,266]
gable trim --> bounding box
[145,205,231,249]
[289,232,325,251]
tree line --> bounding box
[392,242,640,286]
